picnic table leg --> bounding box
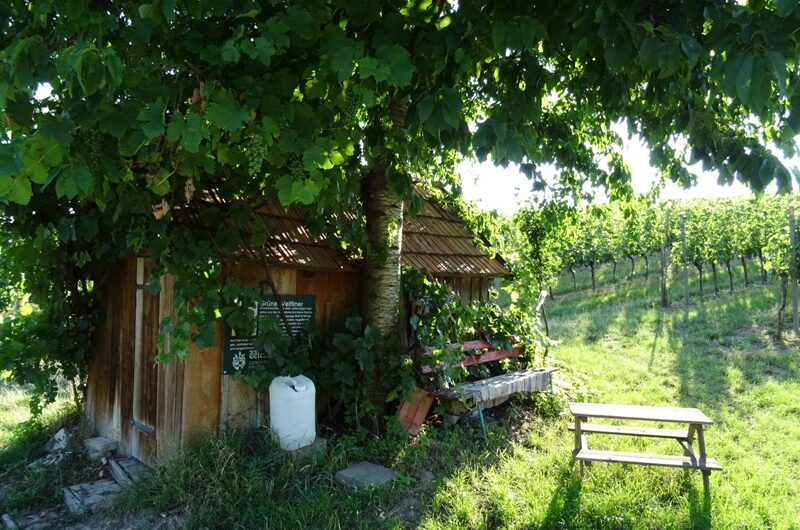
[574,415,584,478]
[683,424,696,457]
[696,425,711,493]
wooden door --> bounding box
[131,257,159,464]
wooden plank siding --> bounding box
[85,255,137,455]
[131,258,160,464]
[155,274,184,463]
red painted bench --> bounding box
[398,340,556,434]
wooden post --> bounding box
[573,415,584,478]
[661,210,670,307]
[789,206,798,333]
[680,213,689,304]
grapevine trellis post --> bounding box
[661,210,670,307]
[680,212,689,304]
[790,206,799,333]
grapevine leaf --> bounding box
[104,49,124,90]
[359,57,390,82]
[138,103,166,140]
[220,39,240,63]
[376,45,415,87]
[330,41,361,82]
[56,164,93,199]
[167,113,209,152]
[0,144,22,177]
[206,90,249,131]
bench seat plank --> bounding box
[567,423,688,440]
[434,367,556,403]
[568,402,713,425]
[573,449,722,471]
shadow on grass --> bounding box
[670,285,793,414]
[540,463,582,529]
[684,472,712,530]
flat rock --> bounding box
[389,497,422,528]
[289,437,327,460]
[46,428,68,453]
[2,513,19,530]
[63,480,122,515]
[335,460,395,488]
[108,457,152,488]
[11,507,67,530]
[83,437,118,461]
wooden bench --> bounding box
[398,340,556,435]
[568,402,722,491]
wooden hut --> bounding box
[85,193,511,465]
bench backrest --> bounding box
[418,339,521,374]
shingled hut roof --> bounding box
[177,189,510,277]
[402,196,511,277]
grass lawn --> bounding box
[1,260,798,529]
[418,261,799,529]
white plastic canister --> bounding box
[269,375,316,450]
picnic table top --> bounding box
[568,402,713,425]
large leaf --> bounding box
[138,103,166,140]
[735,53,754,105]
[376,44,415,87]
[0,143,22,177]
[206,89,249,131]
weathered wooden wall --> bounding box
[212,262,360,432]
[438,276,494,304]
[86,255,137,456]
[88,254,361,462]
[86,256,185,466]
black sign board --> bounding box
[222,295,316,375]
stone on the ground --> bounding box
[389,497,422,527]
[46,428,68,453]
[26,451,72,470]
[63,479,122,515]
[108,457,152,488]
[419,469,435,491]
[289,437,327,460]
[11,507,66,530]
[83,437,118,461]
[2,513,18,530]
[335,460,396,488]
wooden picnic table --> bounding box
[568,402,722,491]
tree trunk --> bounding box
[590,262,596,290]
[694,262,704,299]
[628,255,635,280]
[726,261,733,293]
[710,261,719,295]
[642,254,649,281]
[548,284,554,301]
[777,274,788,340]
[361,166,403,415]
[741,254,748,287]
[612,260,617,282]
[758,250,767,283]
[569,267,576,291]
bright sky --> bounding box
[460,125,792,215]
